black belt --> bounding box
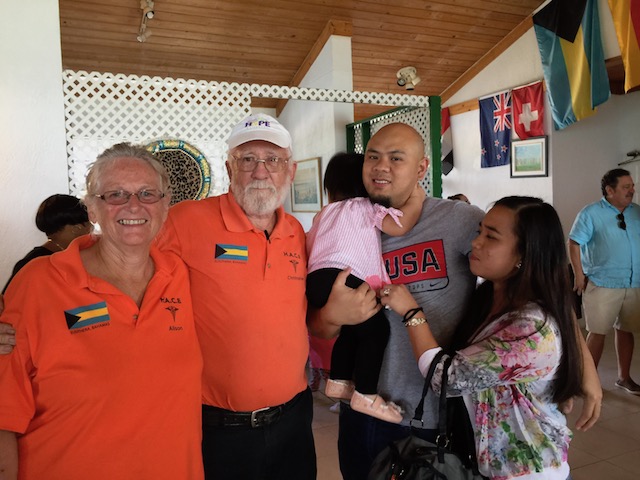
[202,390,304,428]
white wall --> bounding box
[0,0,68,287]
[442,30,553,212]
[553,93,640,236]
[279,35,354,231]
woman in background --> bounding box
[2,194,91,293]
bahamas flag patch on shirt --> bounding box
[65,301,110,330]
[215,244,248,261]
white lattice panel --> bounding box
[250,84,429,107]
[63,70,432,199]
[63,71,250,198]
[353,124,365,154]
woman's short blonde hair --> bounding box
[84,143,170,203]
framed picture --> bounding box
[511,136,548,178]
[291,157,322,212]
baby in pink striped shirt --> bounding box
[306,152,424,423]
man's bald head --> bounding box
[363,123,428,208]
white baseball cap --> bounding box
[226,113,292,150]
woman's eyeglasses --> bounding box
[95,189,165,205]
[617,213,627,230]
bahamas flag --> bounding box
[533,0,610,130]
[65,301,110,330]
[608,0,640,92]
[215,243,248,261]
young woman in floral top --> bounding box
[381,196,584,479]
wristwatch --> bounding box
[404,316,427,327]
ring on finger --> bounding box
[382,288,391,296]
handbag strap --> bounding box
[413,350,483,474]
[412,349,448,425]
[437,355,453,436]
[412,350,454,441]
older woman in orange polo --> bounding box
[0,143,203,480]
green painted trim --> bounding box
[361,122,371,152]
[429,97,442,198]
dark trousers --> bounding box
[201,388,317,480]
[338,402,437,480]
[307,268,390,394]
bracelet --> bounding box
[404,316,428,328]
[403,307,423,323]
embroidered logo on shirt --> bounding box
[215,243,248,261]
[65,301,110,331]
[166,306,179,321]
[383,239,449,292]
[160,297,184,330]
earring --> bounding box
[516,261,522,269]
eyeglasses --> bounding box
[232,154,289,172]
[617,213,627,230]
[95,189,165,205]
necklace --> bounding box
[48,239,65,252]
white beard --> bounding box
[232,178,290,216]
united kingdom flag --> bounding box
[480,90,512,168]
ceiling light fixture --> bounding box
[142,0,154,19]
[137,0,155,43]
[396,66,421,91]
[137,29,152,42]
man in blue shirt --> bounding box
[569,168,640,395]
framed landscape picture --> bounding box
[510,136,548,178]
[291,157,322,212]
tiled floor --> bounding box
[311,331,640,479]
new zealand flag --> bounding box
[480,90,512,168]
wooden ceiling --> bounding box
[59,0,547,120]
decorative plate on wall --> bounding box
[146,139,211,205]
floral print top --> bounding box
[418,303,571,480]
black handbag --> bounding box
[368,350,486,480]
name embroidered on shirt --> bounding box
[65,301,111,330]
[215,243,248,261]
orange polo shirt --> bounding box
[158,192,309,411]
[0,236,204,480]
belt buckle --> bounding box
[250,406,271,428]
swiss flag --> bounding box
[512,82,544,139]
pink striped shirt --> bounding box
[306,197,402,290]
